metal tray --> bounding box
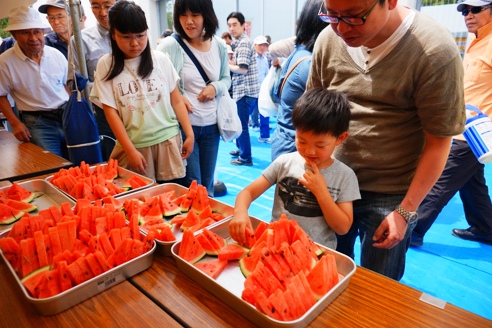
[45,164,154,202]
[116,183,235,256]
[171,217,357,328]
[0,230,155,316]
[0,180,76,234]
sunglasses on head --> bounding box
[460,4,492,16]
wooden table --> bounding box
[0,130,72,182]
[0,259,182,328]
[129,256,491,328]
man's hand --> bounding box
[372,212,408,249]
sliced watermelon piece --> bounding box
[191,185,210,214]
[127,175,149,189]
[254,220,269,241]
[239,241,266,278]
[38,268,61,298]
[267,288,290,321]
[218,243,249,261]
[180,210,200,231]
[194,259,228,279]
[306,254,339,300]
[179,230,206,264]
[5,199,38,213]
[21,265,50,298]
[0,203,25,225]
[0,237,21,272]
[200,228,227,255]
[6,183,35,203]
[159,195,181,217]
[58,260,73,292]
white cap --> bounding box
[457,0,492,11]
[253,35,269,45]
[4,6,51,32]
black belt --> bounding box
[20,103,66,123]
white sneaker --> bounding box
[258,137,272,144]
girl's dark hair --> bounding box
[105,0,153,81]
[226,12,245,25]
[295,0,329,52]
[173,0,219,41]
[292,88,351,137]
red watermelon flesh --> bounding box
[200,228,226,253]
[267,288,291,321]
[8,217,31,242]
[5,199,37,213]
[188,217,213,233]
[108,228,123,249]
[194,259,228,279]
[0,203,24,225]
[179,230,206,264]
[159,195,180,217]
[20,238,40,278]
[21,266,50,298]
[254,220,269,241]
[218,243,248,261]
[180,210,200,231]
[58,260,73,292]
[260,248,293,286]
[239,241,266,277]
[254,292,276,320]
[244,227,256,249]
[38,269,61,299]
[6,183,35,203]
[0,237,21,272]
[306,254,339,300]
[179,189,196,213]
[196,232,217,255]
[191,185,210,214]
[85,253,104,276]
[198,205,213,221]
[33,231,49,268]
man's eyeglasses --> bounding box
[318,0,379,26]
[47,14,67,22]
[460,4,492,16]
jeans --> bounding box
[177,124,220,197]
[271,125,296,161]
[21,113,68,159]
[235,96,256,161]
[336,191,416,281]
[250,99,270,138]
[414,140,492,238]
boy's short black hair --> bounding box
[292,88,351,137]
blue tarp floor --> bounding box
[213,119,492,321]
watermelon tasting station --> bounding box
[0,155,490,328]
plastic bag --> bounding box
[217,92,242,142]
[258,66,281,117]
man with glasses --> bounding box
[69,0,118,161]
[412,0,492,247]
[307,0,466,280]
[38,0,72,58]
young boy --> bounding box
[229,88,360,249]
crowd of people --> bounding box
[0,0,490,282]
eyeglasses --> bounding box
[460,4,492,16]
[114,32,148,43]
[47,14,67,22]
[318,0,379,26]
[91,5,113,12]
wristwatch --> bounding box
[395,204,418,224]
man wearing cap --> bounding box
[412,0,492,246]
[227,12,259,166]
[69,0,117,161]
[38,0,72,58]
[0,6,69,158]
[252,35,272,143]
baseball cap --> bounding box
[253,36,269,45]
[457,0,492,12]
[39,0,70,14]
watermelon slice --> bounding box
[159,194,181,217]
[306,254,339,300]
[21,265,50,298]
[179,230,206,264]
[5,199,38,213]
[199,228,226,255]
[0,237,21,272]
[0,203,25,225]
[191,185,210,214]
[6,183,35,203]
[218,243,249,261]
[194,259,228,279]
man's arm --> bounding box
[0,96,30,141]
[373,132,452,249]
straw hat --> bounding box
[4,6,51,32]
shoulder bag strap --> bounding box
[172,33,211,84]
[278,55,311,99]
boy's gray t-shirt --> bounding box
[263,152,361,249]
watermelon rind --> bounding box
[5,199,38,213]
[20,265,50,284]
[0,204,25,225]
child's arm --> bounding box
[170,86,195,159]
[101,104,147,175]
[299,160,353,235]
[230,175,272,246]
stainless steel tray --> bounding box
[0,230,155,316]
[0,180,76,233]
[116,183,234,256]
[171,217,356,328]
[45,164,154,202]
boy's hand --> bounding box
[229,212,253,247]
[181,138,194,159]
[299,160,327,196]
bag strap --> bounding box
[172,33,211,84]
[278,55,311,98]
